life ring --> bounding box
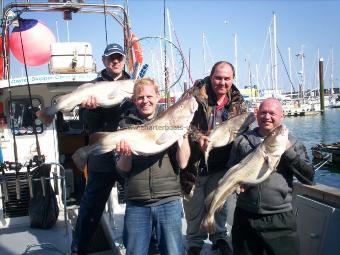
[130,32,143,64]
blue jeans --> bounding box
[71,171,121,253]
[123,199,184,255]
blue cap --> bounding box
[103,43,125,57]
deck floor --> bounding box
[0,214,72,255]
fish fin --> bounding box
[156,131,175,145]
[120,86,134,94]
[250,161,276,184]
[107,90,119,99]
[177,135,184,148]
[76,82,93,90]
[89,132,111,145]
[72,146,90,171]
[204,142,212,169]
[267,155,280,171]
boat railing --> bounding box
[0,160,69,236]
[1,1,133,80]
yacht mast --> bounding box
[273,12,278,95]
[331,48,334,95]
[296,45,305,99]
[202,32,207,75]
[233,33,238,86]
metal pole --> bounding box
[319,58,325,113]
[233,33,238,86]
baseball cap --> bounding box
[103,43,125,57]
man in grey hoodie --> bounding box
[229,98,314,255]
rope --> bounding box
[276,43,296,93]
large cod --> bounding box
[201,125,289,234]
[204,112,256,167]
[72,96,198,170]
[36,80,134,125]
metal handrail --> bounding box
[1,1,132,80]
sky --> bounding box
[2,0,340,95]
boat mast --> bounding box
[268,25,274,93]
[272,12,278,96]
[288,47,292,98]
[233,33,238,86]
[296,45,305,100]
[202,32,207,75]
[331,47,334,96]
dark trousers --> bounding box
[232,207,300,255]
[71,171,122,253]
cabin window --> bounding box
[8,98,43,135]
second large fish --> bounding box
[72,96,198,170]
[201,125,289,234]
[36,80,134,125]
[204,112,256,167]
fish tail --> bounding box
[201,190,217,233]
[201,213,216,234]
[72,146,90,171]
[36,106,56,126]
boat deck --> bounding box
[0,212,72,255]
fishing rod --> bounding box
[17,16,43,162]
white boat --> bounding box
[281,98,321,117]
[329,95,340,108]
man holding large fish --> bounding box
[226,98,314,255]
[181,61,247,255]
[71,43,132,255]
[114,78,192,255]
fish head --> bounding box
[159,96,198,134]
[226,112,256,135]
[236,112,256,133]
[265,125,289,155]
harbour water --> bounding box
[283,108,340,189]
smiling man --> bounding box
[181,61,246,255]
[115,78,190,255]
[228,98,314,255]
[71,43,131,255]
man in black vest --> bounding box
[115,78,191,255]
